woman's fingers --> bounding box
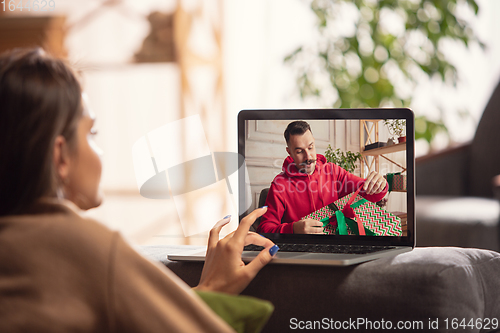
[244,232,275,248]
[208,215,231,250]
[245,243,279,279]
[232,207,268,241]
[242,232,279,282]
[197,209,277,295]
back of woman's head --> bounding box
[0,48,82,216]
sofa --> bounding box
[415,80,500,252]
[141,245,500,333]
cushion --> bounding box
[194,290,273,333]
[416,196,500,251]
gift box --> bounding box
[384,173,407,192]
[302,186,402,236]
[302,204,353,235]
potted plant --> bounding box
[384,119,406,143]
[324,145,362,174]
[284,0,482,147]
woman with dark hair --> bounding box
[0,48,278,332]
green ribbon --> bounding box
[319,216,330,227]
[321,198,374,235]
[334,198,368,235]
[351,198,368,209]
[344,217,377,236]
[335,210,348,235]
[319,216,331,234]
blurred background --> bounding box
[1,0,499,246]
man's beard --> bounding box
[298,159,317,173]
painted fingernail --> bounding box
[259,234,267,238]
[260,206,268,209]
[269,244,279,256]
[214,217,231,228]
[223,215,231,219]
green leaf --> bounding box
[284,0,483,147]
[324,145,362,173]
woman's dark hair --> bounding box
[284,120,312,144]
[0,48,83,216]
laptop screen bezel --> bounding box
[238,108,415,248]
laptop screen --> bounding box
[238,109,414,247]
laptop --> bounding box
[168,108,415,266]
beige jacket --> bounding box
[0,198,234,333]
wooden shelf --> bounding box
[359,120,407,177]
[361,142,406,156]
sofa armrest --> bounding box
[416,143,471,196]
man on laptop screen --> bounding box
[168,109,413,266]
[258,120,388,234]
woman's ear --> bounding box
[53,135,71,182]
[286,146,291,156]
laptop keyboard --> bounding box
[243,244,396,255]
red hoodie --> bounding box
[257,154,388,233]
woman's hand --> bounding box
[195,207,279,295]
